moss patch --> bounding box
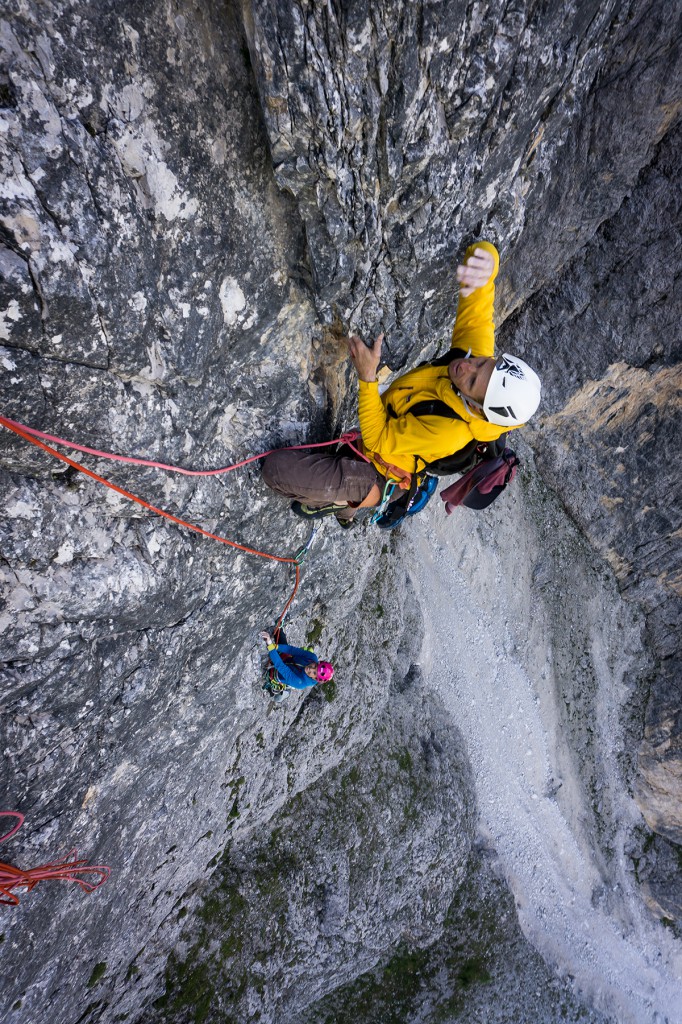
[321,677,337,702]
[153,951,216,1024]
[87,962,107,988]
[306,618,324,646]
[457,956,491,988]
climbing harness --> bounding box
[0,415,364,627]
[263,674,287,696]
[363,449,413,490]
[262,641,292,699]
[0,811,110,906]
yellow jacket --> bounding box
[358,241,514,481]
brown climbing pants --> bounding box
[261,447,385,521]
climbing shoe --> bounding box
[335,515,356,530]
[291,501,348,520]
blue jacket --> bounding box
[267,643,318,689]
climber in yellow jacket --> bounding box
[261,242,541,527]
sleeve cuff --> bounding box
[267,644,276,651]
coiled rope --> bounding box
[0,414,368,627]
[0,811,110,906]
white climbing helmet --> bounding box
[483,354,541,427]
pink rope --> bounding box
[0,416,370,472]
[0,811,24,845]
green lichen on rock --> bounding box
[301,856,606,1024]
[87,963,107,989]
[147,648,474,1023]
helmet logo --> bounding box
[497,355,526,380]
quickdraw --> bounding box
[293,524,320,566]
[369,479,398,524]
[263,673,287,696]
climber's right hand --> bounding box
[347,332,383,383]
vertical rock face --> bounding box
[0,3,361,1020]
[245,0,678,363]
[244,0,682,918]
[500,122,682,898]
[148,679,476,1024]
[0,1,680,1023]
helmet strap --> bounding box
[453,349,488,420]
[460,394,488,420]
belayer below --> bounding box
[261,241,541,528]
[260,629,334,705]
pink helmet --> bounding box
[316,661,334,683]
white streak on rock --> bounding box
[106,95,199,221]
[54,540,75,565]
[129,291,148,312]
[6,498,37,519]
[9,585,36,611]
[210,138,226,165]
[219,277,246,325]
[137,339,167,384]
[0,300,22,340]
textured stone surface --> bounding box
[0,0,681,1022]
[502,121,682,905]
[0,2,351,1020]
[245,0,680,366]
[149,680,475,1023]
[299,852,611,1024]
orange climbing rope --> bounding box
[0,812,110,906]
[0,413,304,624]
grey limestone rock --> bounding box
[501,121,682,909]
[149,675,475,1023]
[245,0,680,366]
[0,0,681,1022]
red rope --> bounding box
[0,414,337,625]
[0,416,297,562]
[0,812,110,906]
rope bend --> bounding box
[0,414,356,627]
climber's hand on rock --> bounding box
[456,247,495,297]
[260,631,273,645]
[347,332,383,383]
